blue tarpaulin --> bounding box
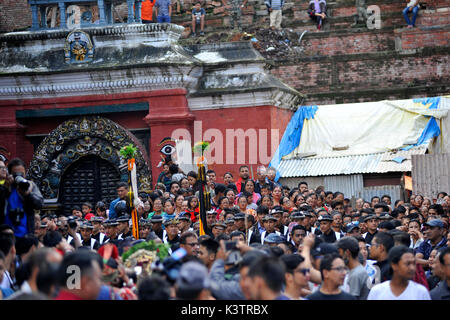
[269,105,318,181]
[402,97,441,150]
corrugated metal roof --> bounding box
[278,147,428,178]
[412,153,450,198]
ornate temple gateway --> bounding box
[0,22,302,214]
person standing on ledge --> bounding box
[141,0,156,23]
[155,0,172,23]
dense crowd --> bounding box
[0,158,449,300]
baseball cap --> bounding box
[176,262,213,292]
[264,233,284,244]
[345,222,360,233]
[424,219,444,228]
[311,243,338,258]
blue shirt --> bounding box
[416,237,447,260]
[192,8,205,22]
[5,188,28,238]
[155,0,171,16]
[109,198,120,220]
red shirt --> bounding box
[186,208,200,223]
[84,213,95,221]
[54,290,83,300]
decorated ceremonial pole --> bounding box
[120,144,140,240]
[194,141,210,236]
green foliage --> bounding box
[121,240,170,262]
[120,143,137,160]
[193,141,210,155]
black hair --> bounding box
[256,205,269,215]
[169,164,179,175]
[319,253,342,280]
[214,183,227,195]
[429,204,444,216]
[373,232,395,253]
[246,214,255,225]
[331,201,343,209]
[248,256,285,293]
[169,181,180,190]
[217,196,228,207]
[371,196,380,202]
[230,231,245,239]
[381,195,391,200]
[281,254,305,273]
[360,208,374,215]
[224,172,233,178]
[438,247,450,265]
[138,275,171,300]
[389,230,411,247]
[216,233,231,242]
[374,203,390,212]
[0,233,15,256]
[187,171,198,179]
[388,245,414,266]
[206,169,216,175]
[378,221,395,231]
[409,206,420,213]
[336,236,360,259]
[239,165,249,171]
[179,231,197,244]
[7,158,26,173]
[117,182,128,189]
[82,202,93,209]
[42,231,62,248]
[291,224,306,234]
[199,238,219,255]
[15,234,39,256]
[298,181,308,188]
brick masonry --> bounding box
[0,0,448,106]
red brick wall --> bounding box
[0,0,32,32]
[271,53,450,94]
[302,32,395,56]
[398,27,450,49]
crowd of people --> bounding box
[0,157,449,300]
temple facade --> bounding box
[0,23,302,214]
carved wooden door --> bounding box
[60,155,120,216]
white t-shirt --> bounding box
[367,280,431,300]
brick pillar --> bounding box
[144,88,195,186]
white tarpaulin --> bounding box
[284,97,448,159]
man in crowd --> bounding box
[306,253,355,300]
[368,246,431,299]
[155,0,172,23]
[280,254,310,299]
[191,1,205,36]
[247,256,288,300]
[179,231,199,257]
[108,182,128,220]
[198,238,219,270]
[0,158,44,239]
[370,232,395,284]
[416,219,447,268]
[54,251,102,300]
[363,214,379,245]
[336,236,370,299]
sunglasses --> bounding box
[295,268,310,276]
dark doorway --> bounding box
[60,155,121,216]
